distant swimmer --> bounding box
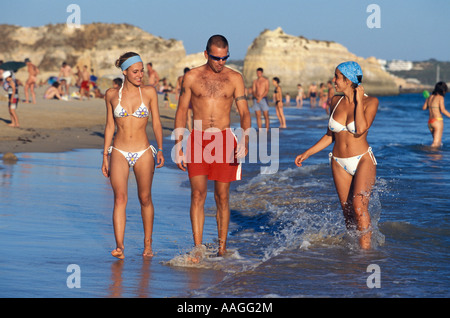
[174,35,251,262]
[102,52,165,259]
[252,67,270,130]
[308,82,317,108]
[295,61,379,250]
[422,82,450,148]
[272,77,287,128]
[296,84,304,108]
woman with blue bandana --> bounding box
[102,52,165,259]
[295,61,379,250]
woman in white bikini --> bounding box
[295,61,379,250]
[102,52,165,259]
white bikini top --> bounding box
[328,96,356,134]
[113,83,149,118]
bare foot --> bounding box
[142,249,154,257]
[217,248,227,257]
[218,239,227,257]
[186,245,205,264]
[111,247,125,260]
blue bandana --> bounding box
[120,55,143,71]
[337,61,363,85]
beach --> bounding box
[0,86,178,154]
[1,90,449,298]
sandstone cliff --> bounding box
[243,27,399,96]
[1,24,400,96]
[0,23,203,88]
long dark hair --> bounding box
[432,81,448,97]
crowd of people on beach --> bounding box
[1,54,347,135]
[2,37,449,260]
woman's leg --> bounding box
[331,159,355,230]
[109,151,130,259]
[133,150,156,257]
[275,106,281,127]
[430,121,444,148]
[279,105,287,128]
[351,155,377,250]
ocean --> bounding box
[0,93,449,298]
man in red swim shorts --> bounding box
[79,65,91,99]
[186,128,241,182]
[174,35,251,260]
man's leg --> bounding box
[254,110,262,129]
[189,175,208,247]
[214,181,231,256]
[263,110,270,129]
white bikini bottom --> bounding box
[329,147,377,176]
[108,145,156,167]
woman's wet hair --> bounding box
[341,73,359,89]
[432,81,448,97]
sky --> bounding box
[1,0,449,62]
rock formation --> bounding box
[1,24,400,96]
[243,27,399,96]
[0,23,203,89]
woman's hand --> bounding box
[295,152,309,167]
[355,85,365,106]
[102,156,110,177]
[156,151,165,168]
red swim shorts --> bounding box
[186,129,241,183]
[81,81,90,90]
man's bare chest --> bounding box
[193,76,234,99]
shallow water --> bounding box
[1,93,449,297]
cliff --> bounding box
[1,24,400,96]
[243,28,400,96]
[0,23,203,88]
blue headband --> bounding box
[337,61,363,85]
[120,55,143,71]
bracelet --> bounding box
[157,148,163,152]
[103,146,112,156]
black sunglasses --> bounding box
[208,53,230,62]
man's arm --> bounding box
[174,75,192,170]
[252,79,257,99]
[262,77,269,98]
[174,77,192,131]
[234,74,251,158]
